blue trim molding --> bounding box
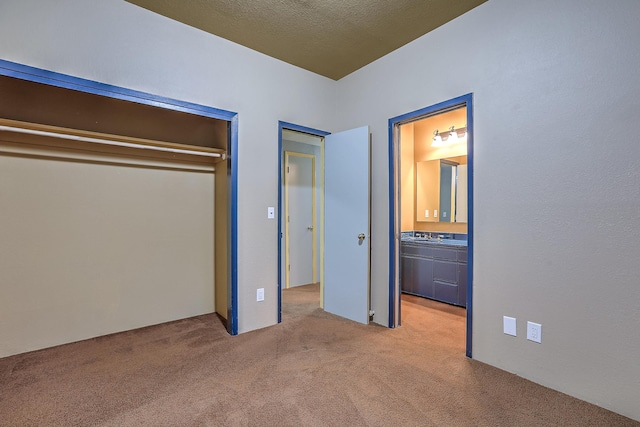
[0,60,236,120]
[464,95,474,358]
[229,115,239,335]
[0,58,240,336]
[277,124,283,324]
[388,93,474,357]
[387,120,398,328]
[279,121,330,138]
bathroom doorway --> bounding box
[389,94,474,357]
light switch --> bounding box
[425,210,429,218]
[434,209,438,218]
[267,207,275,219]
[503,316,517,336]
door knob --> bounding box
[358,233,366,240]
[307,226,314,230]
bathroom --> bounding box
[399,105,468,307]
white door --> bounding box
[323,126,370,324]
[285,152,315,287]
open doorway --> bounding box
[278,122,372,325]
[284,151,317,289]
[278,122,328,322]
[389,94,474,357]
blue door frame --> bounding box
[388,93,474,357]
[277,121,330,323]
[0,59,240,335]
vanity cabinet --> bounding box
[400,243,431,297]
[400,241,467,307]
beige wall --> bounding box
[2,0,640,420]
[399,123,414,231]
[334,0,640,420]
[0,135,215,357]
[413,221,467,234]
[0,0,336,335]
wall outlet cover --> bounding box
[527,321,542,343]
[503,316,517,336]
[257,288,265,302]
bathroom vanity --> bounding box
[400,236,467,307]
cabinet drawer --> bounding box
[432,247,457,261]
[401,243,434,259]
[434,280,458,305]
[433,260,457,283]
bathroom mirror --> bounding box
[416,156,467,223]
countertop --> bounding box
[401,236,467,247]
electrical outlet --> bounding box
[434,209,438,217]
[503,316,517,336]
[257,288,265,302]
[425,210,429,218]
[527,321,542,343]
[267,207,275,219]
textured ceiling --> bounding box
[126,0,487,80]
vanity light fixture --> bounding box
[432,129,443,146]
[432,126,467,147]
[447,126,458,143]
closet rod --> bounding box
[0,124,225,159]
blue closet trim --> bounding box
[0,58,240,336]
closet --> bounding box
[0,74,230,357]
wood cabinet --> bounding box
[400,241,467,307]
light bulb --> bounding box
[448,130,458,143]
[432,129,443,147]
